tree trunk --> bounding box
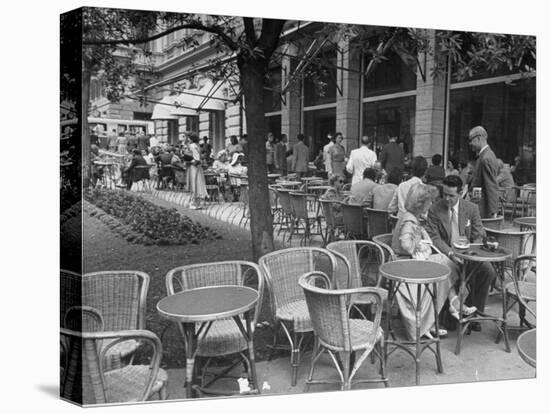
[238,58,274,261]
[82,67,92,187]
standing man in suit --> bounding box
[346,135,378,185]
[426,175,496,331]
[292,133,310,178]
[469,126,500,218]
[380,136,404,176]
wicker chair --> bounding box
[276,188,294,241]
[269,187,283,226]
[61,306,167,405]
[341,202,369,239]
[319,198,344,245]
[481,215,504,230]
[485,228,536,279]
[288,192,323,246]
[238,180,250,226]
[372,233,397,263]
[327,241,388,301]
[504,255,536,330]
[165,261,264,392]
[365,208,391,239]
[299,271,388,391]
[259,247,339,386]
[61,270,150,371]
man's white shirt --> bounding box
[346,146,377,185]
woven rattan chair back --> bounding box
[341,202,368,239]
[61,324,163,405]
[327,241,385,289]
[259,248,338,314]
[82,271,150,331]
[289,192,309,220]
[481,216,504,230]
[319,198,336,228]
[513,255,537,319]
[60,269,83,328]
[365,208,391,238]
[372,233,397,262]
[485,228,536,269]
[165,261,264,324]
[277,188,293,217]
[299,272,382,352]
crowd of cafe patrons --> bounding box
[89,124,528,217]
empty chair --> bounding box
[62,270,150,371]
[299,271,388,391]
[276,188,294,241]
[481,215,504,230]
[485,228,536,279]
[165,261,264,392]
[341,202,368,239]
[259,247,338,386]
[504,255,536,331]
[269,187,283,226]
[288,192,322,245]
[61,306,167,405]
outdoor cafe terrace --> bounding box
[60,160,536,405]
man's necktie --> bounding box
[451,208,460,244]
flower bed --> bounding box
[84,188,221,245]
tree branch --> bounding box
[243,17,257,46]
[83,22,240,51]
[257,19,287,60]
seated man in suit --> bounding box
[425,175,496,332]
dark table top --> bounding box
[157,285,258,323]
[453,244,512,263]
[379,259,450,284]
[517,328,536,368]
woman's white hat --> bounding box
[230,152,244,166]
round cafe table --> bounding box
[379,260,450,385]
[517,328,536,368]
[514,216,536,231]
[157,285,259,398]
[452,244,512,355]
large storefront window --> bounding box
[265,115,281,139]
[364,50,417,98]
[304,108,336,159]
[363,96,416,156]
[449,78,535,183]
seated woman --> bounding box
[391,183,476,340]
[212,150,230,172]
[321,174,348,225]
[124,149,149,190]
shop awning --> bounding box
[170,88,201,116]
[151,95,179,120]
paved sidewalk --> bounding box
[159,296,534,400]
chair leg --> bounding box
[340,351,351,390]
[291,331,301,386]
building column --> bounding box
[281,42,301,146]
[414,29,446,158]
[336,39,361,151]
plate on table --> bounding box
[453,242,470,250]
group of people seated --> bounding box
[319,156,497,340]
[391,175,493,339]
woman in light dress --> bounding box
[328,133,346,177]
[391,183,476,340]
[187,133,208,209]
